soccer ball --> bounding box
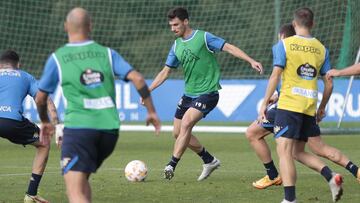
[124,160,148,182]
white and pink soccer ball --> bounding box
[124,160,148,182]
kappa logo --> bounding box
[217,85,256,117]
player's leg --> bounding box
[164,93,219,180]
[246,121,281,188]
[61,128,111,202]
[64,171,91,203]
[173,118,203,153]
[274,109,302,202]
[0,118,51,203]
[292,140,343,202]
[296,115,343,202]
[308,136,360,182]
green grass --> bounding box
[0,132,359,203]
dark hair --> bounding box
[294,7,314,28]
[279,23,295,38]
[0,50,20,66]
[167,7,189,21]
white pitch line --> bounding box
[120,125,247,133]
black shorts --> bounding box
[61,128,119,174]
[261,103,277,133]
[0,117,40,145]
[274,109,320,142]
[175,92,219,119]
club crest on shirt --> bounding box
[80,68,104,88]
[297,63,317,80]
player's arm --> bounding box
[259,40,285,121]
[148,66,172,91]
[46,97,63,147]
[317,49,333,123]
[259,67,282,121]
[317,75,333,123]
[222,43,263,74]
[327,63,360,78]
[47,98,59,125]
[111,49,161,135]
[127,70,161,135]
[36,54,59,144]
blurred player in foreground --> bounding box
[147,7,263,181]
[0,50,59,203]
[259,8,344,203]
[36,7,160,203]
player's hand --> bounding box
[146,112,161,136]
[55,124,64,148]
[257,102,267,124]
[326,69,340,80]
[268,93,279,105]
[316,107,326,123]
[40,122,55,145]
[250,61,264,74]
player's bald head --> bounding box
[65,7,91,34]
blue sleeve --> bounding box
[165,43,180,68]
[27,73,38,98]
[272,41,286,68]
[38,54,59,93]
[205,32,226,52]
[111,49,133,81]
[320,49,331,76]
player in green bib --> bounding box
[36,8,161,203]
[148,7,263,180]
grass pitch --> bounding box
[0,131,359,203]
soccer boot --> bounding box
[280,199,296,203]
[252,175,282,189]
[328,173,343,202]
[24,194,49,203]
[197,157,220,181]
[164,165,174,180]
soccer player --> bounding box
[0,50,59,203]
[248,24,360,190]
[35,8,161,203]
[327,63,360,78]
[148,7,263,181]
[259,8,343,203]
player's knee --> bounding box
[172,131,180,139]
[180,117,194,130]
[245,127,258,142]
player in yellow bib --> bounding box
[259,8,343,203]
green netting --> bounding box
[0,0,358,79]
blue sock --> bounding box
[345,161,359,178]
[167,156,180,169]
[284,186,296,201]
[27,173,42,196]
[320,166,333,182]
[197,147,214,164]
[264,160,279,180]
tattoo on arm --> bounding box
[137,84,150,99]
[47,98,59,125]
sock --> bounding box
[167,156,180,169]
[197,147,214,164]
[27,173,42,196]
[264,160,279,180]
[320,166,333,182]
[284,186,296,202]
[345,161,359,177]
